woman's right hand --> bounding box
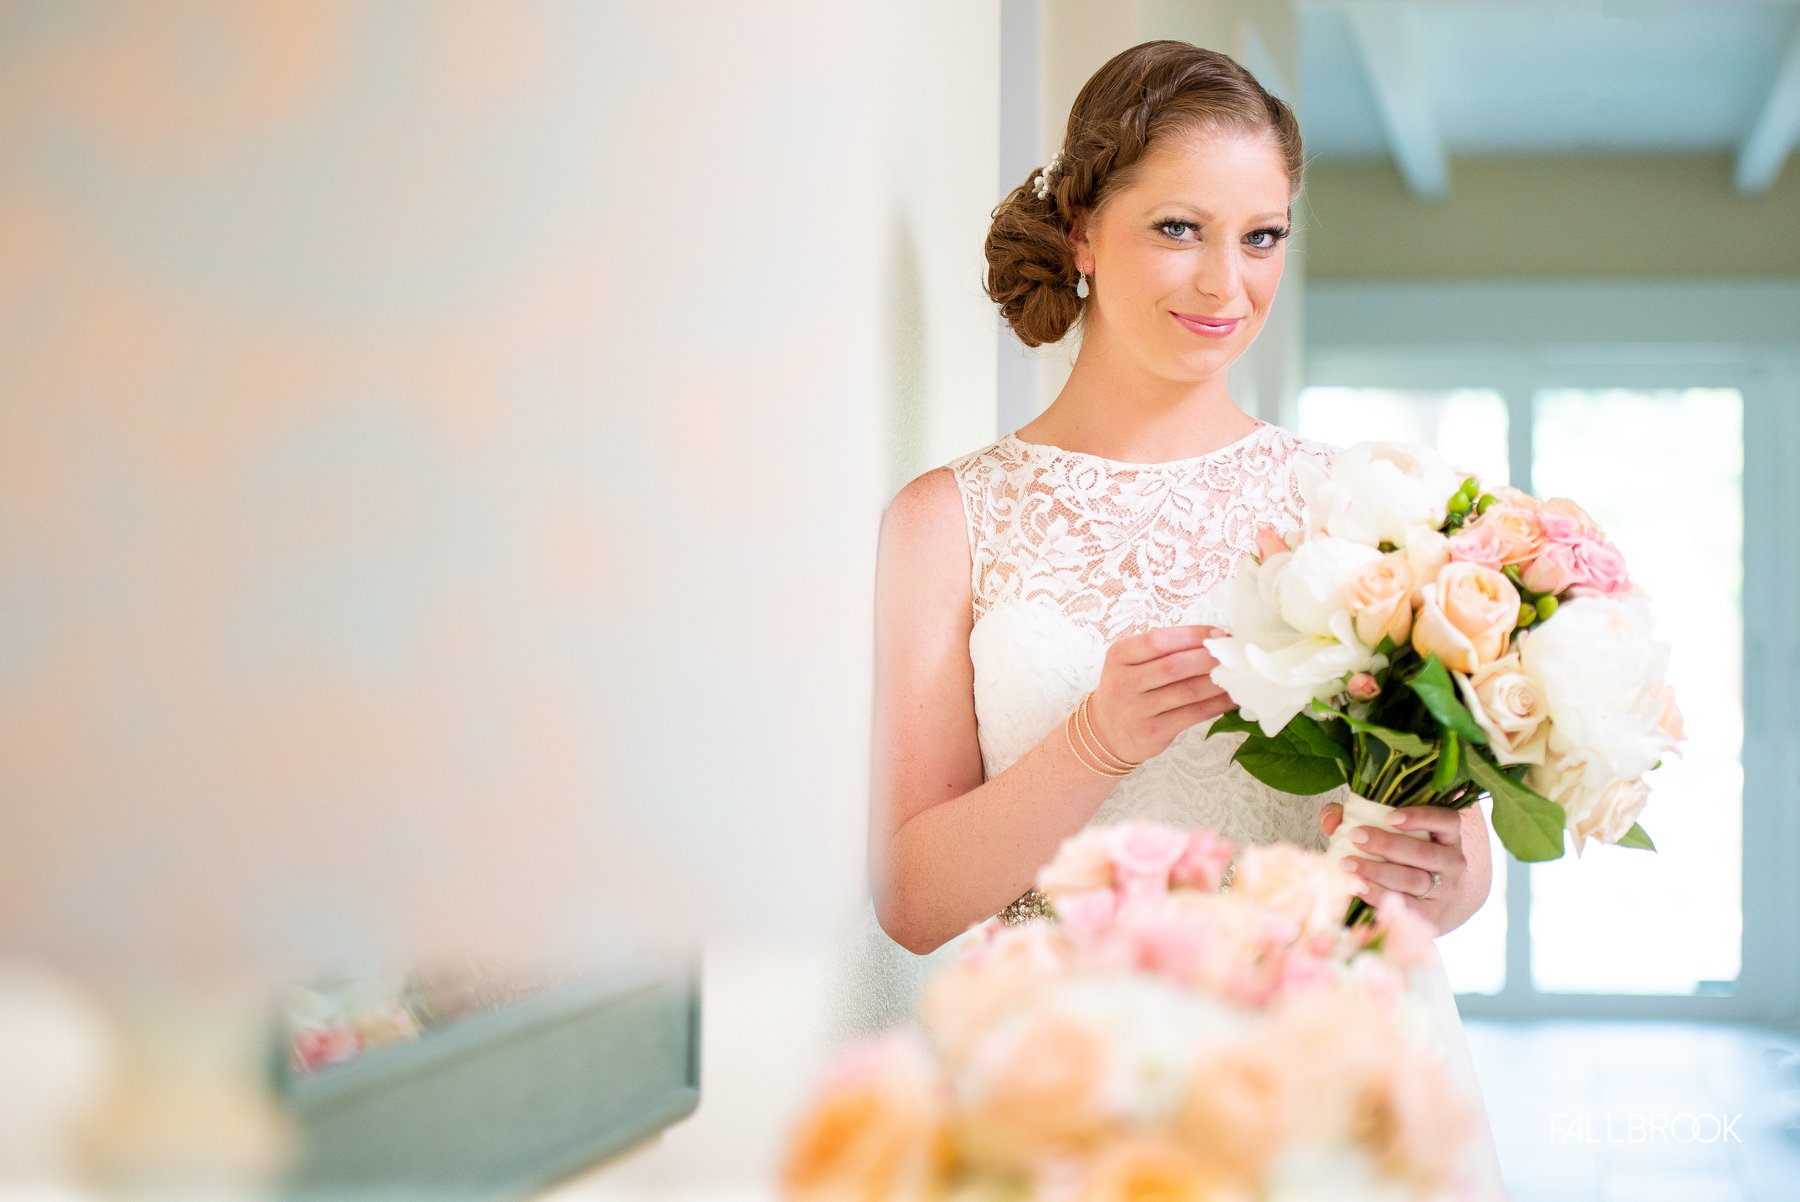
[1085,624,1239,765]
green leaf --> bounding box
[1466,753,1565,862]
[1205,709,1263,738]
[1317,698,1425,755]
[1232,740,1350,794]
[1404,654,1489,745]
[1211,709,1351,796]
[1615,823,1656,851]
[1432,730,1460,792]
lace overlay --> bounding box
[960,424,1345,859]
[826,421,1350,1044]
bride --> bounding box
[829,38,1506,1197]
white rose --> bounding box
[1294,440,1468,549]
[1517,594,1675,780]
[1526,750,1651,857]
[1402,528,1451,605]
[1453,652,1550,766]
[1205,544,1384,738]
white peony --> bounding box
[1205,539,1385,737]
[1526,749,1652,856]
[1293,440,1469,549]
[1516,593,1676,781]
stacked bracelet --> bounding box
[1063,689,1145,778]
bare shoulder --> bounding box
[882,465,966,547]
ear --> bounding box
[1066,207,1092,275]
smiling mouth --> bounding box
[1171,312,1242,336]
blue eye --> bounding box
[1155,220,1291,249]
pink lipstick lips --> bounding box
[1171,311,1242,338]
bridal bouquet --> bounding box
[783,821,1488,1202]
[1203,440,1685,881]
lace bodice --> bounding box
[955,422,1344,850]
[827,420,1351,1045]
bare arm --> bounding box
[869,468,1232,954]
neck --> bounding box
[1026,322,1256,461]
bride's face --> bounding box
[1070,129,1292,383]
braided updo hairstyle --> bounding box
[985,40,1304,348]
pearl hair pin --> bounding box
[1032,150,1064,201]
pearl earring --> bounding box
[1075,272,1089,299]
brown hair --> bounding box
[984,40,1304,348]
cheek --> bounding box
[1246,257,1285,306]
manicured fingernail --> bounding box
[1391,813,1409,827]
[1352,829,1369,845]
[1340,858,1361,873]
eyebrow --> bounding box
[1145,202,1291,223]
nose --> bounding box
[1192,239,1241,303]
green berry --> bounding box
[1475,494,1498,515]
[1460,476,1481,498]
[1536,595,1559,621]
[1447,493,1472,516]
[1517,601,1536,627]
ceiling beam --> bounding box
[1343,4,1450,198]
[1736,14,1800,194]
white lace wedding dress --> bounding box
[826,420,1506,1198]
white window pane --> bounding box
[1528,388,1744,995]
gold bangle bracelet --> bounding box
[1064,709,1131,777]
[1072,702,1134,774]
[1079,691,1143,770]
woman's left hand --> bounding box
[1320,802,1469,934]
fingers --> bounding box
[1141,670,1231,716]
[1344,854,1439,900]
[1149,693,1238,738]
[1390,806,1465,845]
[1112,624,1224,667]
[1143,645,1221,688]
[1348,826,1460,873]
[1319,802,1343,836]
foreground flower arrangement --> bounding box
[784,822,1488,1202]
[1202,440,1685,884]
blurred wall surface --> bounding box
[0,0,1005,1192]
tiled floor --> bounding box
[1466,1020,1800,1202]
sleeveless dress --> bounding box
[824,420,1506,1197]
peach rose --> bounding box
[1445,521,1508,571]
[922,924,1069,1070]
[1174,1046,1290,1188]
[1452,652,1550,766]
[1345,554,1414,648]
[1229,844,1360,941]
[1466,500,1545,566]
[780,1029,953,1202]
[960,1007,1118,1169]
[1411,562,1520,673]
[1346,671,1382,702]
[1488,484,1542,513]
[1537,496,1604,543]
[1036,827,1116,899]
[1074,1135,1237,1202]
